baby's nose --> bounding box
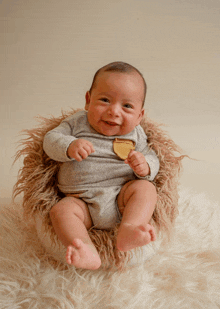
[108,104,120,116]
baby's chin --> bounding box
[89,120,133,136]
[99,127,123,137]
[90,122,120,136]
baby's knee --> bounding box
[50,197,68,219]
[131,180,157,203]
[50,196,91,227]
[133,179,156,193]
[50,197,79,219]
[120,180,157,204]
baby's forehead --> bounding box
[96,70,143,88]
[95,71,145,103]
[98,70,138,79]
[90,66,146,106]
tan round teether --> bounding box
[113,138,136,160]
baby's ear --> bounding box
[136,108,145,125]
[85,91,91,110]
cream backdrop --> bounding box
[1,0,220,204]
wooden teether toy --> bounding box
[113,138,136,160]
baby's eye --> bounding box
[123,103,133,109]
[100,98,110,103]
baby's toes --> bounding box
[149,229,156,241]
[147,225,156,241]
[66,246,72,264]
[66,245,77,264]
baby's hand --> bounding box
[67,139,95,161]
[125,150,150,177]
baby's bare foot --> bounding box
[117,223,156,252]
[66,239,101,270]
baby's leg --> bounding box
[50,196,101,270]
[117,180,157,252]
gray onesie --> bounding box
[43,110,160,229]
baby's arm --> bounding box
[125,148,159,180]
[43,121,77,162]
[131,126,160,181]
[125,150,150,177]
[43,116,94,162]
[67,139,95,161]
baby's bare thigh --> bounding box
[117,180,136,214]
[56,194,93,229]
[117,179,154,214]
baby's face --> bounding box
[85,71,144,136]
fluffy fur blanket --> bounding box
[0,188,220,308]
[13,109,185,269]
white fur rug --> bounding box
[0,187,220,309]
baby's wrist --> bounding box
[134,163,150,178]
[67,140,77,159]
[134,170,151,180]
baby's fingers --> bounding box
[83,142,95,155]
[77,148,90,160]
[127,150,144,165]
[76,144,95,161]
[87,141,95,154]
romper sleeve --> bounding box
[43,116,77,162]
[134,126,160,181]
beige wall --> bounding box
[1,0,220,202]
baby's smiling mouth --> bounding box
[104,120,119,126]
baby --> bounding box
[43,61,159,270]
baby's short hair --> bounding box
[89,61,147,106]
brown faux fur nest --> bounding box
[13,109,186,269]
